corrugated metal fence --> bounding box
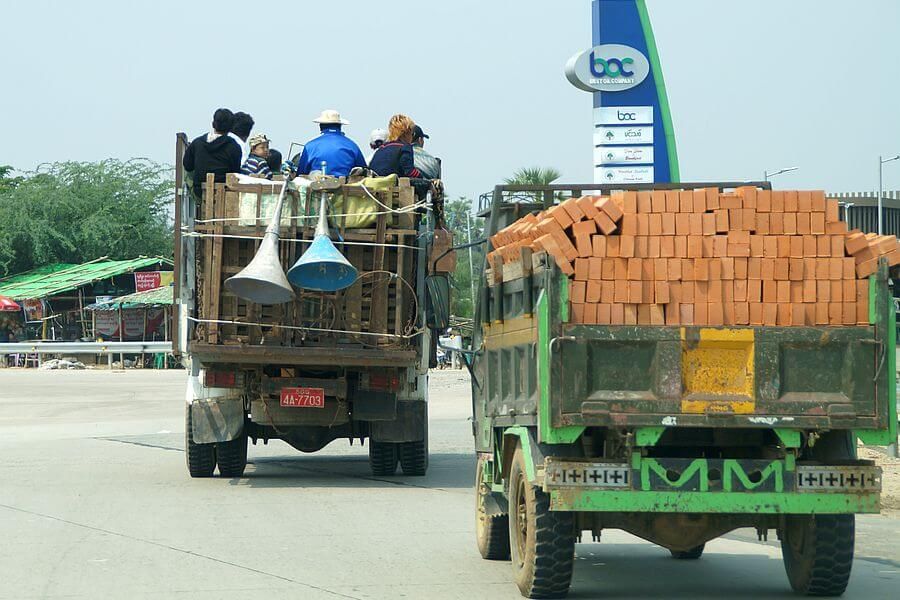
[830,190,900,235]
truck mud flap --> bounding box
[191,398,244,444]
[370,401,426,443]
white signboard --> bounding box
[594,126,654,146]
[594,106,653,125]
[595,166,655,184]
[595,145,654,166]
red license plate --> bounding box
[279,387,325,408]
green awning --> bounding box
[0,263,77,285]
[0,257,173,300]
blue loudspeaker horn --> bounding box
[287,195,358,292]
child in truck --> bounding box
[241,133,273,179]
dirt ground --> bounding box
[859,445,900,514]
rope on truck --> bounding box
[181,231,422,250]
[186,317,424,340]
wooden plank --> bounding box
[201,174,216,343]
[394,235,406,336]
[344,244,363,332]
[369,211,389,337]
[208,184,226,344]
[397,179,415,228]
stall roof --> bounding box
[0,263,77,286]
[0,257,173,300]
[88,285,173,310]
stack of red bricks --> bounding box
[487,187,900,326]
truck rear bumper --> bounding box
[543,457,882,514]
[548,489,880,514]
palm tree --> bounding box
[504,167,562,187]
[505,167,563,205]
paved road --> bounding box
[0,369,897,599]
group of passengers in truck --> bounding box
[182,107,440,197]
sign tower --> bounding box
[566,0,679,184]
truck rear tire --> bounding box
[399,440,428,476]
[781,514,854,596]
[185,405,216,478]
[670,544,704,559]
[476,455,510,560]
[216,433,248,478]
[508,445,575,599]
[369,441,398,476]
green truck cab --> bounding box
[469,183,896,598]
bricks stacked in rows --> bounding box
[487,188,900,326]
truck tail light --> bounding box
[204,370,241,388]
[360,372,400,392]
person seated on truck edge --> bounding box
[228,111,254,165]
[411,124,441,180]
[241,134,273,179]
[265,148,282,173]
[294,109,367,177]
[366,128,387,163]
[182,108,243,198]
[368,114,425,179]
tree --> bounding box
[443,196,485,318]
[504,166,563,206]
[0,159,173,276]
[0,165,23,195]
[504,166,562,187]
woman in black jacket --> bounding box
[368,114,424,179]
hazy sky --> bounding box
[2,0,899,201]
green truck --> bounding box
[469,183,896,598]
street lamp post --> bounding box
[764,166,799,182]
[878,154,900,234]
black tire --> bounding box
[670,544,705,560]
[782,514,854,596]
[476,455,510,560]
[508,445,575,599]
[216,432,248,478]
[185,405,216,478]
[399,440,428,476]
[369,440,398,476]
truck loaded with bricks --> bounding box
[469,182,897,598]
[173,134,454,479]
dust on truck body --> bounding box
[471,183,897,598]
[173,133,450,478]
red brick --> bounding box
[747,279,762,302]
[575,195,601,220]
[610,303,625,324]
[734,258,749,280]
[715,209,729,233]
[586,280,602,303]
[637,192,652,214]
[570,280,586,303]
[655,281,670,304]
[592,235,607,257]
[757,190,771,212]
[708,303,724,325]
[792,303,806,325]
[749,303,764,325]
[831,280,843,303]
[594,210,618,235]
[588,257,604,280]
[651,191,666,213]
[810,212,825,235]
[596,303,612,325]
[665,190,680,212]
[561,198,586,223]
[825,199,840,222]
[680,304,694,325]
[660,236,675,258]
[624,304,637,325]
[596,196,624,223]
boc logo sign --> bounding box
[565,44,650,93]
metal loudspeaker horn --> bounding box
[224,179,296,305]
[287,195,357,292]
